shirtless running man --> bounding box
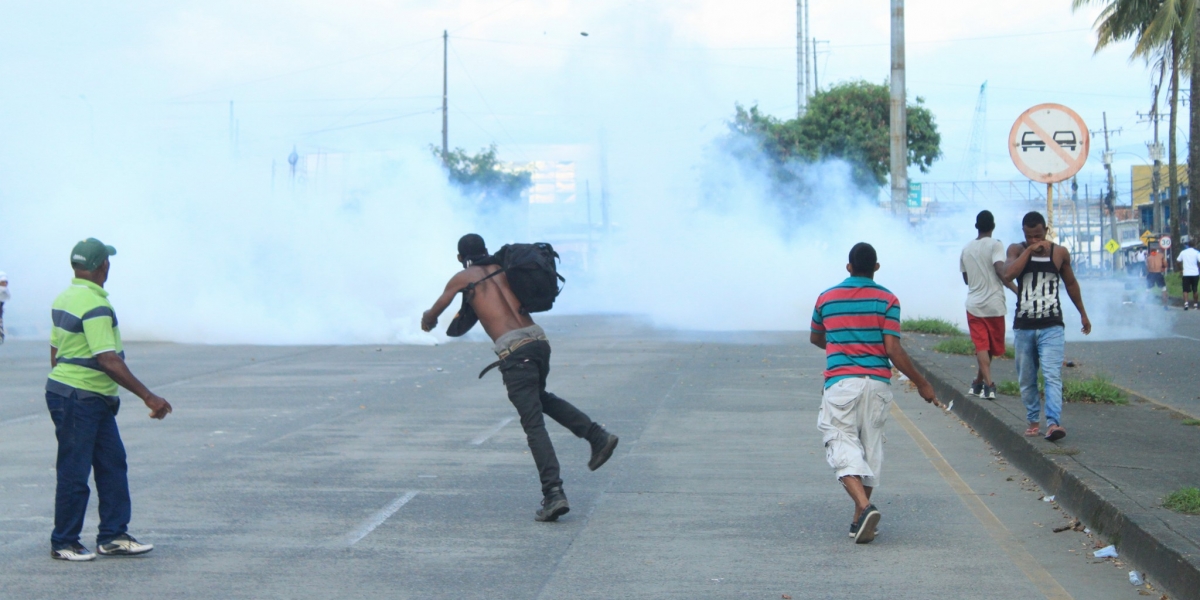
[421,234,619,522]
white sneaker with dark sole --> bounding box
[97,534,153,556]
[51,544,96,561]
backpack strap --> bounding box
[460,266,507,299]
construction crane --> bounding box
[960,82,988,180]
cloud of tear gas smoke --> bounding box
[559,131,1175,343]
[0,144,528,344]
[0,1,1169,345]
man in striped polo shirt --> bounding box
[810,242,941,544]
[45,238,172,561]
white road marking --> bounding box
[470,417,514,445]
[0,414,41,427]
[344,491,419,547]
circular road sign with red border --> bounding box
[1008,104,1090,184]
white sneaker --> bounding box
[51,543,96,561]
[97,534,153,556]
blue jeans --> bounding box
[46,389,131,549]
[1014,326,1065,427]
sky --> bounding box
[0,0,1173,343]
[0,1,1159,183]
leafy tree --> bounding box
[433,144,532,210]
[729,81,942,191]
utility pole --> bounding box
[1190,0,1200,247]
[796,0,808,117]
[1102,112,1118,273]
[804,0,811,102]
[442,30,449,160]
[812,40,828,92]
[1086,183,1093,269]
[813,38,819,93]
[1140,95,1166,234]
[889,0,908,216]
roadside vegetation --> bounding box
[996,375,1127,404]
[1163,487,1200,515]
[931,336,1015,359]
[1166,272,1182,299]
[902,317,964,336]
[899,317,1016,360]
[1182,419,1200,426]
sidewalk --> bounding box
[906,333,1200,600]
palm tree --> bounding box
[1190,3,1200,245]
[1074,0,1195,257]
[1141,1,1194,259]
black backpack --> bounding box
[448,243,565,336]
[473,243,565,313]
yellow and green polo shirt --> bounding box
[46,278,124,399]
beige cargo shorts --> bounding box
[817,377,892,488]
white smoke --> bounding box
[0,1,1168,345]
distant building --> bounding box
[1131,164,1188,208]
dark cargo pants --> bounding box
[498,340,603,495]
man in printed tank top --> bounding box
[1002,212,1092,442]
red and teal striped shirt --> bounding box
[810,276,901,388]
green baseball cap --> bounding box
[70,238,117,271]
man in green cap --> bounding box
[45,237,172,561]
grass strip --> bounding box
[901,317,964,336]
[995,375,1126,405]
[997,381,1020,396]
[1063,376,1127,404]
[1163,487,1200,515]
[931,336,1014,359]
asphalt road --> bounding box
[1060,277,1200,419]
[0,316,1158,598]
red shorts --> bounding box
[966,313,1006,357]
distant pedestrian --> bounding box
[0,271,9,344]
[1003,213,1092,442]
[46,238,172,561]
[1147,249,1168,308]
[959,210,1018,399]
[810,242,941,544]
[1178,240,1200,310]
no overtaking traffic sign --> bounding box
[1008,104,1090,184]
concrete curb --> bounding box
[911,358,1200,600]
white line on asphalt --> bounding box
[470,417,514,445]
[344,491,419,547]
[0,414,40,427]
[1174,334,1200,342]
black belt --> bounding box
[478,336,545,378]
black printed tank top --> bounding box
[1013,243,1064,330]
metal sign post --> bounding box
[1009,104,1090,240]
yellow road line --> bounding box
[890,402,1074,600]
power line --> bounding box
[448,40,526,159]
[295,108,441,137]
[165,36,440,101]
[456,27,1093,53]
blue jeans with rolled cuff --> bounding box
[46,388,131,549]
[1014,326,1065,427]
